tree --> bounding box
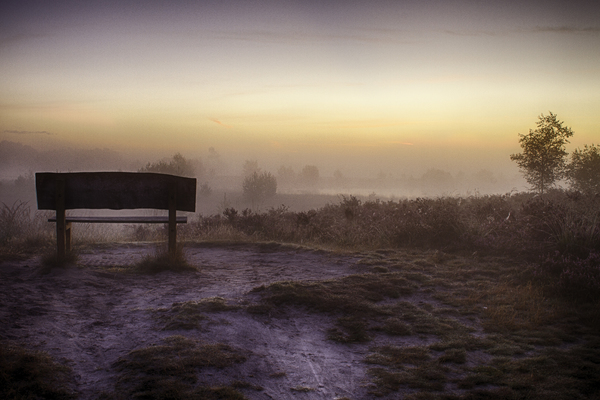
[300,165,319,186]
[277,165,296,182]
[510,112,573,195]
[242,160,261,177]
[139,153,197,177]
[242,171,277,207]
[567,144,600,194]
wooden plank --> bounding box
[36,172,196,212]
[48,216,188,223]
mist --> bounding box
[0,138,527,216]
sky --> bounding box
[1,0,599,177]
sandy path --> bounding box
[0,242,382,399]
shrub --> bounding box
[567,144,600,195]
[139,153,197,177]
[242,171,277,207]
[537,251,600,301]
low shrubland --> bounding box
[188,190,600,302]
[2,189,599,398]
[2,190,600,300]
[190,191,599,257]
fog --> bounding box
[0,138,528,215]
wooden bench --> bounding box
[36,172,196,261]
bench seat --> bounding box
[48,216,188,224]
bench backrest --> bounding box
[36,172,196,212]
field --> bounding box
[1,190,599,399]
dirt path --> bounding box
[1,242,385,399]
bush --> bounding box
[567,144,600,195]
[537,251,600,301]
[242,171,277,207]
[139,153,197,177]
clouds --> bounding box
[209,118,231,128]
[4,130,54,135]
[532,26,600,34]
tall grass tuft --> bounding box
[134,245,196,274]
[0,201,52,259]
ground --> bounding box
[2,243,374,399]
[1,242,598,399]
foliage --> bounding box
[0,201,51,259]
[421,168,454,192]
[300,165,319,186]
[198,183,213,197]
[242,160,260,177]
[567,144,600,194]
[537,251,600,302]
[242,171,277,206]
[1,200,32,244]
[191,190,600,301]
[510,112,573,195]
[139,153,196,177]
[277,165,295,182]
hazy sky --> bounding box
[1,0,599,176]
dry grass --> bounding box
[134,245,196,274]
[245,248,600,398]
[154,297,240,330]
[104,335,248,399]
[0,341,75,400]
[39,250,79,273]
[250,272,422,342]
[3,192,600,398]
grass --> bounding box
[250,272,421,342]
[134,245,196,274]
[0,341,75,400]
[3,190,600,397]
[0,201,53,261]
[244,248,600,398]
[103,335,249,399]
[39,250,80,273]
[154,297,240,330]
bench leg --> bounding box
[56,217,66,262]
[65,222,72,253]
[168,211,176,258]
[168,182,177,259]
[55,178,67,262]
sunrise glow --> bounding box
[1,0,599,176]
